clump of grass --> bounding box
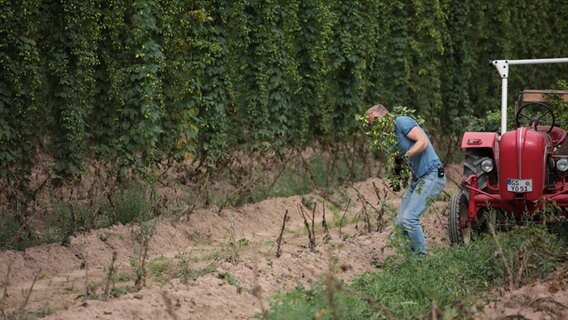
[112,184,153,225]
[148,256,170,278]
[263,166,313,199]
[0,214,36,250]
[27,304,54,318]
[19,182,156,249]
[266,225,567,319]
[250,149,373,203]
[211,237,250,265]
[177,263,217,282]
[218,272,242,293]
[132,217,158,290]
[113,272,134,282]
[110,286,130,298]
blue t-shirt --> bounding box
[394,116,442,179]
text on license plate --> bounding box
[507,179,533,192]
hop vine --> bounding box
[358,106,425,188]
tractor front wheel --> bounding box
[448,192,474,245]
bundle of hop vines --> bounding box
[357,106,425,191]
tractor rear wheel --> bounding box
[448,192,474,245]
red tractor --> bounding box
[449,58,568,244]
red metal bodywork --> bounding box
[498,128,549,201]
[450,61,568,243]
[461,132,499,151]
[462,129,568,226]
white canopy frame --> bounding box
[490,58,568,135]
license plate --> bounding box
[507,179,533,192]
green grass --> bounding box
[2,148,372,250]
[113,272,133,282]
[110,286,130,298]
[148,256,170,277]
[218,272,242,293]
[264,167,313,199]
[112,184,153,225]
[250,150,372,203]
[0,181,157,250]
[177,263,217,282]
[27,304,54,318]
[265,225,567,320]
[0,214,37,250]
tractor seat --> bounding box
[536,125,567,146]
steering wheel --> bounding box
[515,102,556,133]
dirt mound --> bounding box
[478,271,568,319]
[1,170,566,320]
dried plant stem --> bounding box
[488,223,514,291]
[228,216,239,265]
[371,182,389,232]
[297,204,316,250]
[84,253,92,298]
[0,265,11,319]
[134,221,155,291]
[354,186,381,213]
[311,203,316,245]
[275,210,289,258]
[1,266,43,320]
[338,198,351,239]
[354,191,372,233]
[17,268,42,319]
[184,172,211,217]
[322,204,331,243]
[515,243,530,288]
[435,206,448,227]
[103,251,118,301]
[135,238,150,290]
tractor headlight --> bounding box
[481,159,494,173]
[556,158,568,172]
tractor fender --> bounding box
[461,132,499,149]
[461,132,499,160]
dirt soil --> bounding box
[1,167,567,320]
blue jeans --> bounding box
[396,169,446,255]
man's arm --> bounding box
[404,126,429,158]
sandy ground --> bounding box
[1,169,567,320]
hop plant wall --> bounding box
[1,0,568,183]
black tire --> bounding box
[448,192,473,245]
[463,150,490,192]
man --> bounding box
[366,104,446,256]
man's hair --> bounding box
[366,104,388,118]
